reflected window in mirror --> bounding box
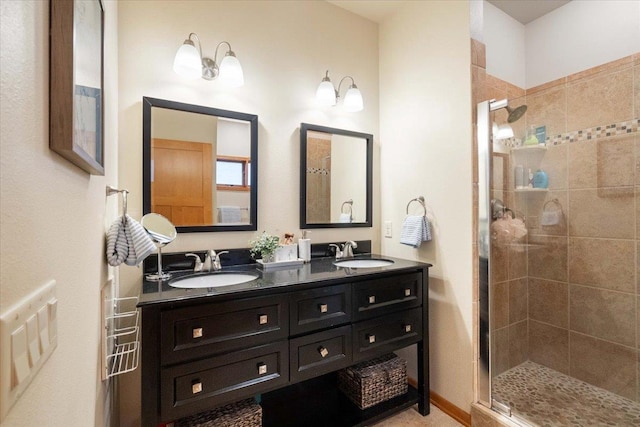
[300,123,372,229]
[142,97,258,233]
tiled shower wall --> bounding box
[305,136,331,223]
[483,50,640,402]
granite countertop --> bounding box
[137,254,431,307]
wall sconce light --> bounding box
[173,33,244,87]
[316,70,363,112]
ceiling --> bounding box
[327,0,571,25]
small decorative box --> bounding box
[174,398,262,427]
[337,353,408,410]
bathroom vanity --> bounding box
[138,255,431,426]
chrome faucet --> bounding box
[185,253,204,272]
[212,251,229,271]
[342,241,358,258]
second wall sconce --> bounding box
[173,33,244,87]
[316,70,364,112]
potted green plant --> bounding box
[249,231,280,263]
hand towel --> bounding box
[219,206,242,223]
[339,213,352,223]
[400,215,432,248]
[106,215,156,267]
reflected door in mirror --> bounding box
[151,139,213,226]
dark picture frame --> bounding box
[50,0,105,175]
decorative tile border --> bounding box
[496,118,639,148]
[306,167,330,175]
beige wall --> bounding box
[379,1,474,412]
[117,2,380,424]
[0,0,119,425]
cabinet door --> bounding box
[353,308,422,362]
[161,295,288,365]
[290,284,351,335]
[160,341,288,422]
[290,325,352,383]
[353,272,422,320]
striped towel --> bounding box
[106,215,156,266]
[400,215,432,248]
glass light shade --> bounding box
[173,42,202,79]
[316,80,337,107]
[343,86,363,112]
[218,53,244,88]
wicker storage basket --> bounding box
[337,353,408,410]
[174,398,262,427]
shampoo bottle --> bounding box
[533,169,548,189]
[298,231,311,263]
[514,165,524,189]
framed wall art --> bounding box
[50,0,105,175]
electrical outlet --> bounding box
[384,221,392,238]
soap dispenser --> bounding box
[298,231,311,263]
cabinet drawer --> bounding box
[161,295,288,365]
[290,284,351,335]
[353,308,422,361]
[353,272,422,320]
[161,341,288,421]
[290,325,352,383]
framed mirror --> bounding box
[300,123,372,229]
[142,97,258,233]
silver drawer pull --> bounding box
[404,324,412,333]
[192,381,202,394]
[366,334,376,344]
[368,295,376,304]
[192,327,203,339]
[318,346,329,358]
[259,314,268,325]
[319,303,328,313]
[404,288,411,297]
[257,363,268,375]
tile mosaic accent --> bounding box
[493,361,640,427]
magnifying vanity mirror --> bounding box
[142,97,258,233]
[141,213,177,281]
[300,123,372,228]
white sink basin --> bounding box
[169,273,258,289]
[333,259,394,268]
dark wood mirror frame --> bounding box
[300,123,373,229]
[142,97,258,233]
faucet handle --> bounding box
[185,253,204,272]
[213,251,229,270]
[328,244,343,259]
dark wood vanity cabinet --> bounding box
[140,266,430,426]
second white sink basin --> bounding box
[333,259,394,268]
[169,272,258,289]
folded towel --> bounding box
[400,215,432,248]
[339,213,352,223]
[219,206,242,223]
[106,215,156,267]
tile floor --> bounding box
[374,404,463,427]
[492,361,640,426]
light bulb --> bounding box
[218,52,244,87]
[316,80,336,107]
[173,41,201,79]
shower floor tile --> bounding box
[492,361,640,426]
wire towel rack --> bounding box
[406,196,427,216]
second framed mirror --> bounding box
[300,123,372,229]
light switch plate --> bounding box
[384,221,392,238]
[0,280,57,422]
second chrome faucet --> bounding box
[186,250,229,272]
[329,241,358,259]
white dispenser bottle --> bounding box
[298,231,311,262]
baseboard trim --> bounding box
[408,378,472,427]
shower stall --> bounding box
[477,63,640,426]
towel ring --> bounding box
[341,199,353,215]
[406,196,427,216]
[106,186,129,222]
[543,198,563,213]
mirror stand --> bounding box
[145,244,171,282]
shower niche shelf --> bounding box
[514,188,548,193]
[511,145,547,152]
